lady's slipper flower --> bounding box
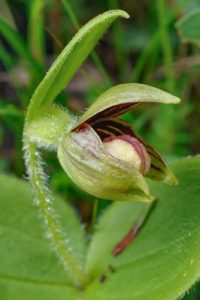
[57,83,180,203]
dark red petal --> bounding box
[92,117,135,139]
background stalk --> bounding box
[156,0,175,92]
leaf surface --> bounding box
[84,157,200,300]
[0,174,86,299]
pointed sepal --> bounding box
[74,83,181,128]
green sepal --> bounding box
[27,10,129,121]
[57,125,154,203]
[74,83,181,127]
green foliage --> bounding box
[62,0,112,86]
[85,157,200,299]
[0,17,42,78]
[0,174,86,299]
[176,8,200,46]
[0,157,200,299]
[0,0,16,29]
[26,10,129,120]
[28,0,45,65]
[0,100,24,117]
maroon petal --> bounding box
[91,117,135,139]
[72,83,180,130]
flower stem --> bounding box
[23,136,86,288]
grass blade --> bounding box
[129,11,175,83]
[28,0,45,65]
[156,0,175,92]
[0,0,16,29]
[0,17,43,78]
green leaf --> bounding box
[28,0,45,65]
[176,9,200,46]
[0,0,16,29]
[83,157,200,300]
[0,174,86,299]
[27,10,129,120]
[0,41,15,68]
[75,83,180,127]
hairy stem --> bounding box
[23,135,86,288]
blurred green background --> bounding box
[0,1,200,298]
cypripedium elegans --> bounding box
[23,11,181,287]
[57,83,180,203]
[24,10,180,205]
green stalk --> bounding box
[0,40,14,68]
[28,0,45,66]
[23,136,86,288]
[0,0,16,29]
[143,45,160,83]
[130,31,160,82]
[156,0,175,92]
[108,0,126,80]
[129,11,175,83]
[62,0,79,30]
[62,0,112,86]
[0,17,43,79]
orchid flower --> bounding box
[23,10,181,286]
[57,83,180,203]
